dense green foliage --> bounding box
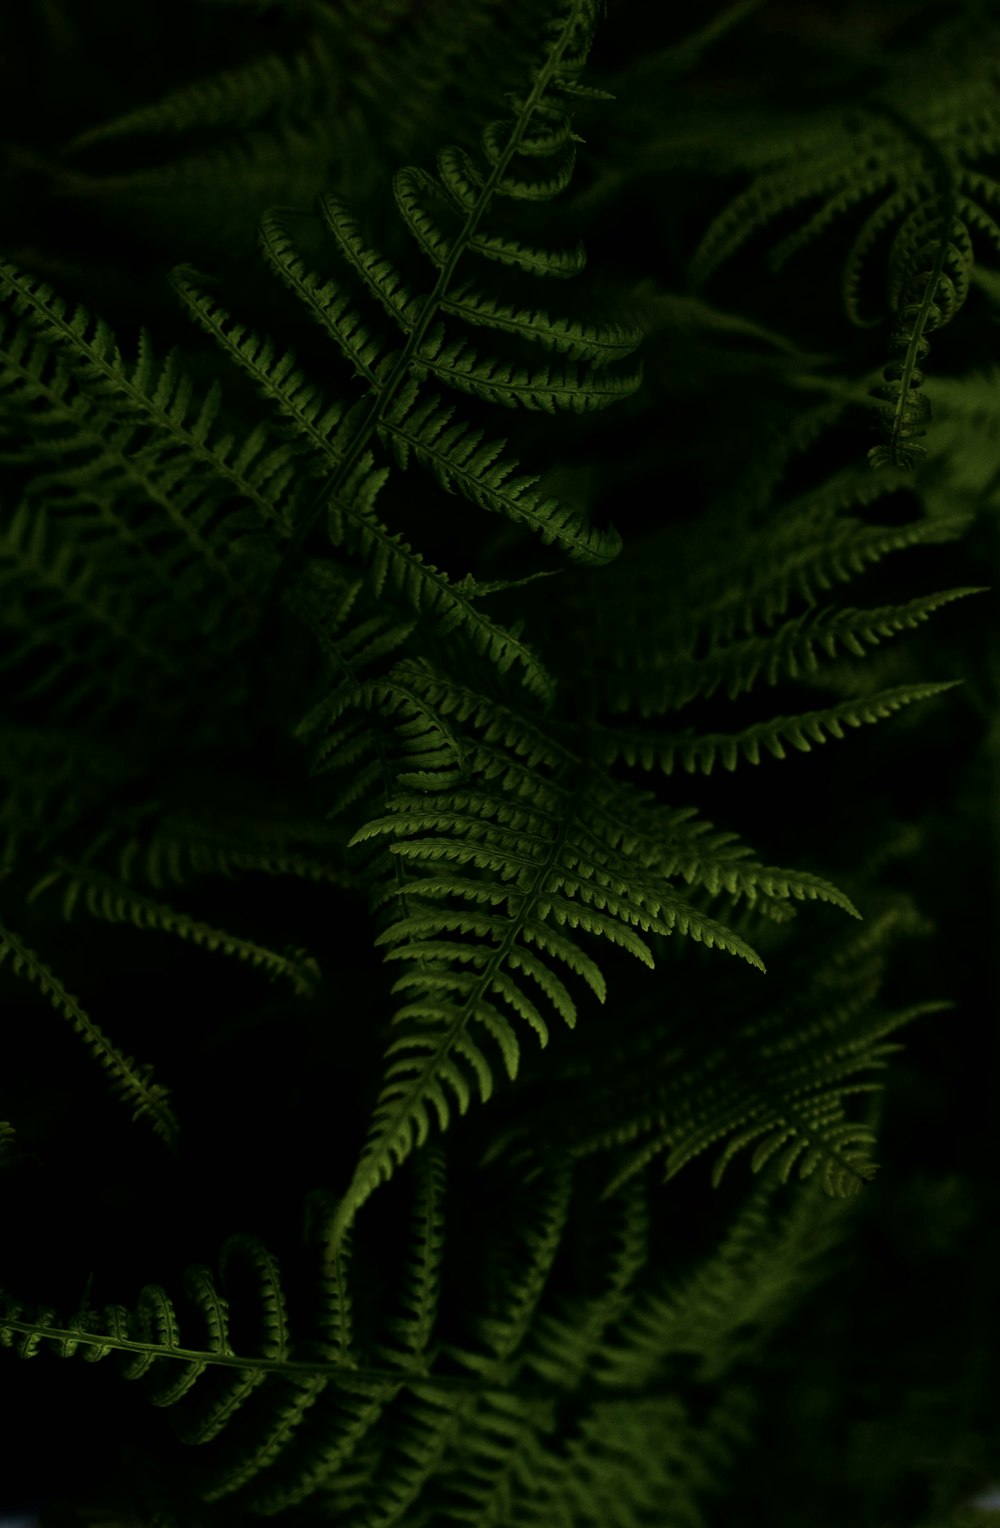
[0,1,997,1523]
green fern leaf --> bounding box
[637,588,984,710]
[523,1175,650,1390]
[64,31,333,152]
[373,1147,446,1369]
[0,260,304,534]
[316,193,423,333]
[382,380,621,565]
[593,682,963,775]
[27,861,322,997]
[447,1156,573,1376]
[594,1173,851,1388]
[0,919,178,1145]
[323,666,777,1251]
[413,323,641,413]
[440,278,642,364]
[469,226,588,280]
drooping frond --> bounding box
[26,861,322,998]
[0,1153,468,1513]
[0,260,306,538]
[0,1150,575,1516]
[590,680,964,777]
[501,467,978,818]
[64,30,334,154]
[672,587,982,702]
[112,802,357,894]
[0,919,178,1146]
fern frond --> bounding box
[672,587,985,703]
[591,584,983,720]
[312,654,868,1250]
[446,1154,574,1377]
[2,5,982,1522]
[316,193,424,334]
[373,1146,447,1370]
[0,1181,471,1512]
[201,0,635,658]
[522,1174,650,1391]
[26,861,322,998]
[687,79,999,468]
[0,259,305,535]
[481,898,939,1207]
[687,78,999,294]
[680,490,973,650]
[0,312,266,655]
[173,269,556,699]
[556,465,975,719]
[115,808,357,892]
[382,380,621,565]
[353,1388,464,1528]
[688,108,910,290]
[0,1235,299,1487]
[440,277,642,364]
[413,322,640,413]
[0,499,187,723]
[591,681,962,776]
[594,1172,852,1388]
[0,919,178,1146]
[602,909,942,1200]
[64,30,333,153]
